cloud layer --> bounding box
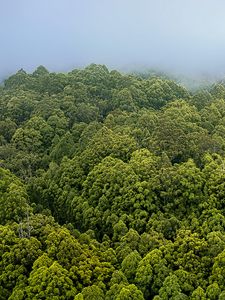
[1,0,225,78]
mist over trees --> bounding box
[1,64,225,299]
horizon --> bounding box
[1,63,224,91]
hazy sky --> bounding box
[1,0,225,78]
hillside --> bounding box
[1,64,225,299]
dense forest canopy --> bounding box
[1,64,225,299]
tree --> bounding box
[115,284,144,300]
[0,232,42,299]
[46,228,83,269]
[32,65,49,77]
[121,251,142,282]
[25,260,77,299]
[78,285,104,300]
[112,88,136,111]
[50,132,76,162]
[80,126,137,170]
[155,274,189,299]
[158,158,204,217]
[191,287,206,300]
[135,249,169,298]
[189,90,212,110]
[0,167,31,224]
[12,127,43,153]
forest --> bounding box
[1,64,225,299]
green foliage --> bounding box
[115,284,144,300]
[121,250,142,282]
[2,65,225,299]
[135,249,169,297]
[78,285,104,300]
[0,167,31,224]
[25,260,77,299]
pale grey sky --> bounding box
[1,0,225,78]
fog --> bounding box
[1,0,225,80]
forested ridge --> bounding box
[1,64,225,299]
